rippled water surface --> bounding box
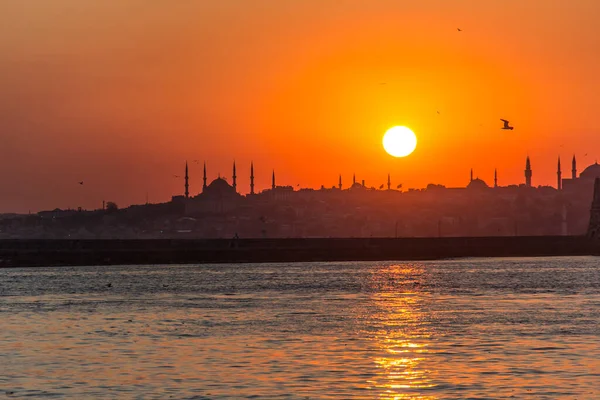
[1,257,600,399]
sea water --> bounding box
[1,257,599,399]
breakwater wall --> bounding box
[0,236,598,267]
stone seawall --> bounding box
[0,236,598,267]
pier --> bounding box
[1,236,598,267]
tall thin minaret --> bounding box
[353,173,356,185]
[587,178,600,239]
[338,174,342,190]
[557,156,562,191]
[184,161,189,198]
[470,168,473,182]
[203,162,207,192]
[525,156,532,187]
[232,161,237,192]
[572,155,577,179]
[494,168,498,188]
[272,170,276,189]
[387,173,391,190]
[250,162,255,195]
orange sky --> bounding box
[2,0,600,212]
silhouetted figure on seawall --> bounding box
[587,177,600,239]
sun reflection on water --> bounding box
[366,264,438,399]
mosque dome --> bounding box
[580,162,600,180]
[467,178,489,189]
[203,177,237,197]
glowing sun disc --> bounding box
[382,126,417,157]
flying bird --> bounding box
[173,174,181,178]
[397,184,403,189]
[500,119,514,130]
[457,28,462,32]
[436,110,440,115]
[78,181,84,185]
[379,184,384,189]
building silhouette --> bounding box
[8,154,600,240]
[164,154,600,238]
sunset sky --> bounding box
[2,0,600,212]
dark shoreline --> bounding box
[0,236,598,268]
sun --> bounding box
[382,126,417,158]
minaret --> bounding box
[338,174,342,190]
[387,173,391,190]
[232,161,237,192]
[557,157,562,191]
[587,178,600,239]
[203,162,207,192]
[250,162,255,195]
[470,168,473,182]
[184,161,189,198]
[353,173,356,185]
[525,156,532,187]
[494,168,498,188]
[272,170,276,189]
[572,155,577,179]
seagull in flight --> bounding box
[500,119,514,130]
[457,28,462,32]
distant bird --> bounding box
[500,119,514,130]
[379,82,386,85]
[173,175,181,178]
[78,181,84,185]
[585,153,588,156]
[436,110,440,114]
[457,28,462,32]
[193,160,200,164]
[397,184,403,189]
[379,184,384,189]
